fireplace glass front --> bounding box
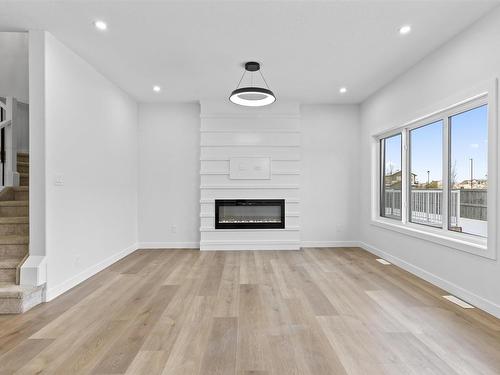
[215,199,285,229]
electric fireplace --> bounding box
[215,199,285,229]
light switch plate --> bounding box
[54,174,64,186]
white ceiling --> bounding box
[0,1,498,104]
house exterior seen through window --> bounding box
[379,99,488,239]
[380,134,402,220]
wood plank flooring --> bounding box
[0,247,499,374]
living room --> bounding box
[0,1,499,374]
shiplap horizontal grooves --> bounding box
[201,160,300,170]
[200,227,300,232]
[200,171,228,175]
[201,157,301,161]
[200,198,300,203]
[200,184,299,189]
[200,113,301,119]
[200,212,301,218]
[201,144,300,148]
[200,171,301,176]
[200,101,301,251]
[272,171,301,175]
[200,129,301,134]
[201,133,300,147]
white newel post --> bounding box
[4,96,20,186]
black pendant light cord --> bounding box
[234,64,270,90]
[235,70,246,90]
[259,70,270,89]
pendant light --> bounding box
[229,62,276,107]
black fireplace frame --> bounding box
[215,199,285,229]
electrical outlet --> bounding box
[171,225,177,233]
[54,174,64,186]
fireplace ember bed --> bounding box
[215,199,285,229]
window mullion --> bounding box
[402,130,409,224]
[379,139,385,218]
[442,116,450,231]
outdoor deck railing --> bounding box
[384,189,487,226]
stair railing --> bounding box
[0,97,19,187]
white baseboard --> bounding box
[301,241,360,248]
[359,241,500,319]
[45,243,138,302]
[200,240,300,251]
[137,240,360,250]
[138,242,199,249]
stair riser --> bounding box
[17,155,29,163]
[0,223,29,236]
[0,268,16,283]
[0,206,28,217]
[0,244,28,258]
[0,298,22,314]
[17,165,29,174]
[0,190,14,201]
[20,176,29,187]
[0,188,29,201]
[14,191,29,201]
[0,287,43,314]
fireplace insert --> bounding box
[215,199,285,229]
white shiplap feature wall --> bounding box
[200,100,301,250]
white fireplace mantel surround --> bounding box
[199,100,301,250]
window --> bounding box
[449,105,488,237]
[409,120,443,227]
[380,134,402,220]
[376,95,492,252]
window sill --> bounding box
[370,218,495,260]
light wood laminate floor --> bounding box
[0,248,499,374]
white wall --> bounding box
[27,30,46,261]
[359,8,500,317]
[301,104,360,246]
[138,103,200,248]
[44,33,138,299]
[0,32,29,103]
[137,102,360,249]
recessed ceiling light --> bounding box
[153,85,161,92]
[339,87,347,94]
[94,20,107,31]
[399,25,411,35]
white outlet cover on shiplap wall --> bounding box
[229,157,271,180]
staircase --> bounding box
[0,153,44,314]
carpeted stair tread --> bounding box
[0,258,24,269]
[0,200,28,207]
[0,217,29,224]
[0,235,29,245]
